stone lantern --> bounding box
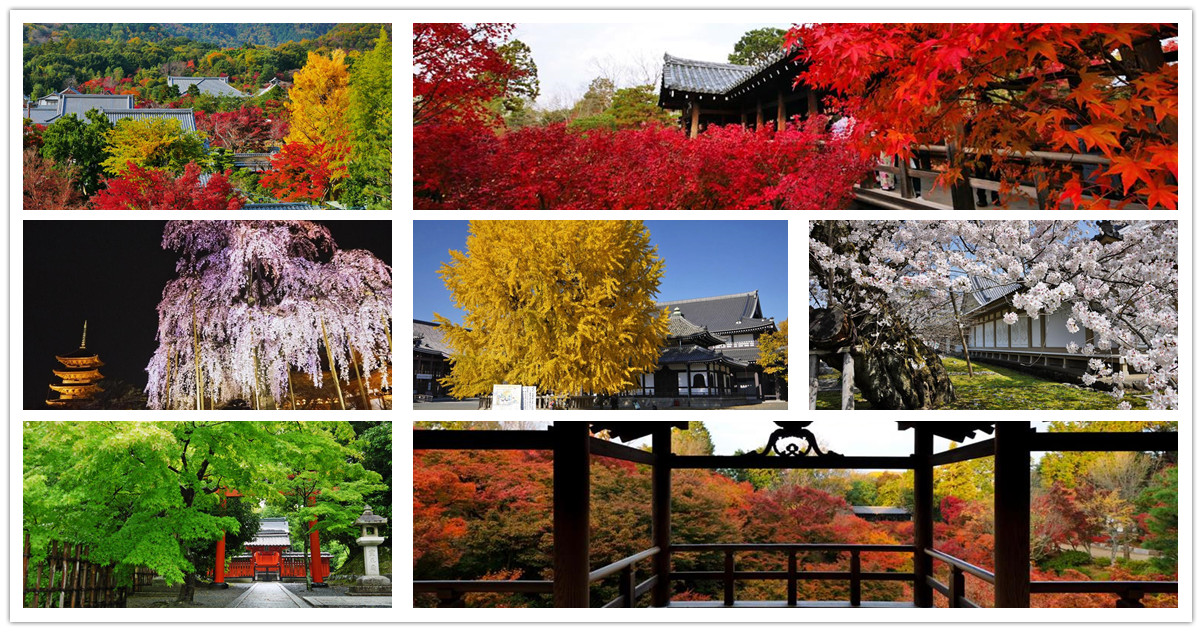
[348,504,391,595]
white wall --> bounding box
[1045,310,1087,348]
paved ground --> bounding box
[301,595,392,608]
[229,582,311,608]
[126,582,249,608]
[414,398,789,411]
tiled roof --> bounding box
[716,346,761,364]
[665,309,725,346]
[103,108,197,132]
[242,203,322,210]
[851,506,911,516]
[658,291,776,336]
[24,105,58,125]
[662,54,755,95]
[245,517,291,548]
[414,319,452,357]
[54,94,135,121]
[659,344,747,367]
[964,277,1022,315]
[168,76,247,98]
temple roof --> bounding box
[666,309,725,347]
[962,277,1023,317]
[245,517,291,548]
[102,108,197,132]
[414,319,453,357]
[662,54,756,95]
[896,421,996,443]
[659,344,747,368]
[716,346,761,365]
[658,291,776,336]
[168,76,247,97]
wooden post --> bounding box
[689,101,700,139]
[620,566,636,607]
[898,156,915,199]
[214,532,227,587]
[776,90,786,130]
[841,351,855,410]
[686,364,692,406]
[809,354,819,410]
[807,90,818,116]
[913,426,934,607]
[651,425,672,607]
[319,315,347,410]
[755,99,764,129]
[945,136,977,209]
[192,296,203,410]
[723,550,735,606]
[351,349,372,409]
[850,549,862,606]
[553,422,591,607]
[787,550,797,606]
[950,567,965,607]
[994,422,1032,607]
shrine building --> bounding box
[213,516,332,584]
[46,321,104,407]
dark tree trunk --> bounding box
[176,573,197,603]
[810,221,955,409]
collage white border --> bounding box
[6,4,1195,628]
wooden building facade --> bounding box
[659,49,822,138]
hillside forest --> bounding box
[23,23,392,210]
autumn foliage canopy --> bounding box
[790,23,1179,209]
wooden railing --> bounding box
[414,546,661,608]
[925,548,1178,608]
[671,543,912,606]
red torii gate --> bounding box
[212,488,328,587]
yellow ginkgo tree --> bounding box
[436,220,670,398]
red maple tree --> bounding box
[789,23,1178,209]
[259,141,349,205]
[413,23,522,126]
[90,162,243,210]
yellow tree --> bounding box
[286,50,351,149]
[757,319,788,381]
[436,220,670,398]
[1039,421,1175,489]
[935,443,994,502]
[101,118,207,176]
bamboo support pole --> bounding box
[319,316,346,410]
[351,349,371,410]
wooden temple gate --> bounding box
[413,421,1178,608]
[211,489,331,586]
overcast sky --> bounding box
[511,23,792,109]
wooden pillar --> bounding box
[912,426,934,607]
[689,101,700,139]
[686,364,692,406]
[945,134,976,209]
[651,425,672,607]
[213,533,227,587]
[307,493,328,586]
[755,99,764,129]
[776,90,786,130]
[807,90,819,116]
[994,422,1031,607]
[553,422,591,607]
[841,352,855,410]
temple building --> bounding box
[413,319,452,400]
[659,48,823,138]
[220,516,333,583]
[46,321,104,407]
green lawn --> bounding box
[815,357,1148,410]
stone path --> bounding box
[228,582,312,608]
[301,595,393,608]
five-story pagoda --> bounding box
[46,321,104,407]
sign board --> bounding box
[521,386,537,410]
[492,384,523,410]
[415,373,433,380]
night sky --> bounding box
[23,220,391,409]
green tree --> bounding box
[101,117,208,176]
[728,27,787,66]
[494,39,540,124]
[845,478,879,506]
[436,220,670,398]
[39,109,112,196]
[608,84,674,129]
[23,420,384,603]
[571,76,614,119]
[672,422,715,456]
[1138,466,1177,573]
[345,27,392,209]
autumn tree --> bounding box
[436,220,670,398]
[194,106,279,153]
[791,23,1179,209]
[413,23,520,126]
[729,27,787,65]
[101,117,208,176]
[39,109,112,196]
[345,27,393,209]
[90,163,243,210]
[757,319,788,383]
[259,141,349,205]
[287,49,351,147]
[23,148,84,209]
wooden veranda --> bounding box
[413,421,1177,608]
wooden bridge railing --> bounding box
[925,548,1178,608]
[22,533,154,608]
[672,543,913,606]
[414,546,661,607]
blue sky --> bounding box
[413,220,788,324]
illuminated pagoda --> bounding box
[46,321,105,407]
